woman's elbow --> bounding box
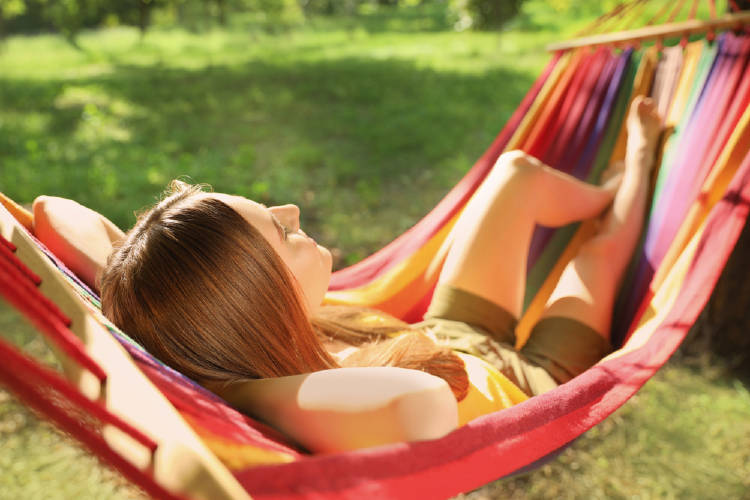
[392,376,458,442]
[247,368,459,452]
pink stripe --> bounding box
[648,35,747,265]
[545,48,611,167]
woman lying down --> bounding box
[34,96,661,453]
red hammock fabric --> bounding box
[0,237,185,500]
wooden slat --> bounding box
[548,11,750,52]
[0,204,252,500]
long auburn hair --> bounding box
[100,181,468,400]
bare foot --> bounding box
[591,97,662,232]
[626,96,662,172]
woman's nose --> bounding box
[269,204,300,232]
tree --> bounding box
[137,0,153,35]
[0,0,26,38]
[38,0,105,47]
[451,0,523,31]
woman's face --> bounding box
[210,193,332,314]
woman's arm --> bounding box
[32,196,125,291]
[210,367,458,453]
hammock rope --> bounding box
[1,3,749,499]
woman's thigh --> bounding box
[435,151,615,319]
[436,152,542,319]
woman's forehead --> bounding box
[208,193,274,234]
[210,193,262,213]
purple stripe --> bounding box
[612,34,746,345]
[527,50,627,268]
[573,48,633,179]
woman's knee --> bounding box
[495,150,538,169]
[489,150,541,186]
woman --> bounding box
[100,96,662,453]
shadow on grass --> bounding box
[299,4,454,33]
[679,215,750,387]
[0,55,531,264]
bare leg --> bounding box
[436,150,621,319]
[539,96,662,339]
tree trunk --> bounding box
[216,0,226,26]
[138,0,151,37]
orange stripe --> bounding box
[0,193,33,232]
[506,52,573,151]
[515,221,598,348]
[519,50,584,151]
[325,217,456,307]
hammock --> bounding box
[2,5,750,499]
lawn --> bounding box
[1,1,749,498]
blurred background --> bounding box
[1,0,749,497]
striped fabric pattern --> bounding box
[1,32,749,500]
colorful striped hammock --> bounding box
[1,12,750,500]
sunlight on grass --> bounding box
[2,7,563,256]
[0,387,148,500]
[0,303,148,500]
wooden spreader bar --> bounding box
[548,11,750,52]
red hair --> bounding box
[100,182,468,399]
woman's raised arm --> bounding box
[33,196,125,291]
[210,367,459,453]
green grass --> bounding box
[0,2,584,266]
[471,359,750,499]
[1,2,749,498]
[0,302,147,500]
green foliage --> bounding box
[545,0,620,16]
[252,0,305,27]
[0,0,26,20]
[450,0,522,31]
[300,0,359,16]
[0,23,543,257]
[0,0,525,37]
[39,0,101,43]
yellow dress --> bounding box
[354,312,529,426]
[454,352,528,426]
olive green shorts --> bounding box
[414,285,612,397]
